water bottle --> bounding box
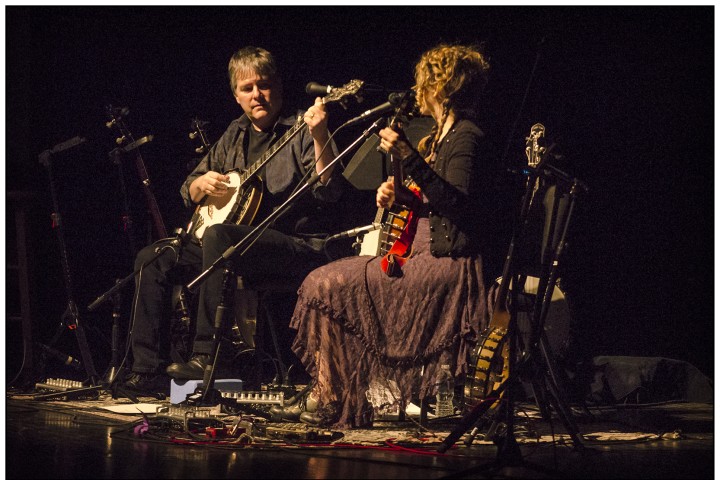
[435,364,455,417]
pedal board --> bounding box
[220,390,284,406]
[155,405,227,430]
[33,378,101,401]
[255,422,343,443]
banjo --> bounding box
[186,80,364,244]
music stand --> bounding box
[343,116,433,190]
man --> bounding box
[122,46,345,395]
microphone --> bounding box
[154,227,187,254]
[306,82,337,96]
[326,223,381,241]
[38,343,82,370]
[343,91,414,127]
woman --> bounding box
[285,44,500,428]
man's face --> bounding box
[234,73,283,131]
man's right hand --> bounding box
[191,171,230,203]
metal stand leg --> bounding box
[439,129,590,464]
[187,263,236,406]
[104,280,124,385]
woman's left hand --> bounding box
[378,126,414,160]
[376,178,396,208]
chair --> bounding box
[169,275,297,392]
[229,281,299,391]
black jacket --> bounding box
[401,118,498,258]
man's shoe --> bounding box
[166,353,211,380]
[122,371,171,396]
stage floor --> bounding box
[5,388,713,479]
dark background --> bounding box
[5,6,714,383]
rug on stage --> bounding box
[8,388,707,450]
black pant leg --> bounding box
[130,239,202,372]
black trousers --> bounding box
[130,238,202,373]
[130,224,327,373]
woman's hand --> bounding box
[376,178,396,209]
[378,126,414,160]
[376,177,419,209]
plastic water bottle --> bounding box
[435,364,455,417]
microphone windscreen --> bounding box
[306,82,331,96]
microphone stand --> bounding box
[87,229,187,313]
[104,279,124,385]
[87,228,188,390]
[185,118,386,405]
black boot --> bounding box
[299,402,341,427]
[121,371,171,396]
[166,353,211,380]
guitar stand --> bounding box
[38,141,101,389]
[438,164,590,472]
[439,339,588,477]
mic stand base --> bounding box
[103,279,125,386]
[104,365,127,386]
[494,430,523,466]
[191,263,236,407]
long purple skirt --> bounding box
[290,218,489,428]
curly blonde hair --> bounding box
[415,44,490,157]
